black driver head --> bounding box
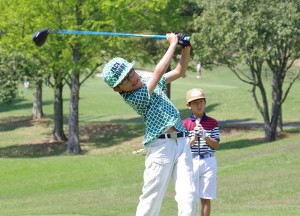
[32,28,51,46]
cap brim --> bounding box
[187,96,206,104]
[112,61,135,88]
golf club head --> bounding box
[32,28,51,46]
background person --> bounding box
[183,88,220,216]
[102,33,196,216]
[196,61,202,79]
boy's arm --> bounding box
[147,33,178,95]
[165,47,191,84]
[189,135,197,148]
[204,136,220,149]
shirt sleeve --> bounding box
[158,75,167,91]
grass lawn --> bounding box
[0,64,300,215]
[0,126,299,216]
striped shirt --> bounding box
[183,113,220,155]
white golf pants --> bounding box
[136,137,197,216]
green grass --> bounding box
[0,128,299,215]
[1,64,300,215]
[215,130,300,215]
[0,155,144,215]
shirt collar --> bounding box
[189,113,207,122]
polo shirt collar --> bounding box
[189,113,207,122]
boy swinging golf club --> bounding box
[102,33,197,216]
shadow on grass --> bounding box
[0,117,33,132]
[218,125,266,150]
[80,122,145,148]
[0,99,53,113]
[0,142,67,158]
[1,114,299,158]
[219,137,266,150]
[218,125,300,151]
[0,122,143,158]
[0,116,56,132]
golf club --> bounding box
[195,121,202,216]
[32,28,190,47]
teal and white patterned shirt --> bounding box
[120,74,186,146]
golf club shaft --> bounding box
[55,30,190,41]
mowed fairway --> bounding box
[1,66,300,215]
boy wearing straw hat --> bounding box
[183,88,220,216]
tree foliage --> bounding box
[0,0,197,152]
[192,0,300,141]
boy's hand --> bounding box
[166,33,178,46]
[177,33,191,48]
[194,124,207,139]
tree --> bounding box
[34,0,175,153]
[0,0,47,118]
[0,1,24,104]
[38,0,192,153]
[192,0,300,142]
[1,0,200,153]
[36,0,106,153]
[0,53,22,103]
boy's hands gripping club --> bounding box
[176,33,191,48]
[194,124,208,139]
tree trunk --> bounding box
[253,74,274,142]
[67,45,82,154]
[51,83,67,142]
[276,106,283,135]
[32,80,44,119]
[67,69,81,154]
[66,3,85,154]
[264,122,272,142]
[266,70,283,142]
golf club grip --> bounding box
[56,30,190,41]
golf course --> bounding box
[1,65,300,216]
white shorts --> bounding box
[192,155,217,199]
